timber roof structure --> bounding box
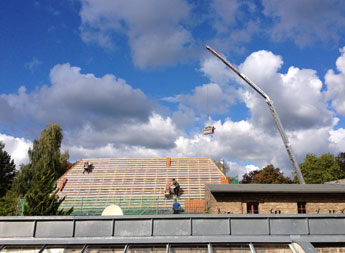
[57,157,226,215]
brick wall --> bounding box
[205,190,345,214]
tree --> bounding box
[0,141,16,197]
[251,165,293,184]
[10,123,72,215]
[241,170,261,184]
[336,152,345,173]
[0,189,19,216]
[23,169,72,215]
[12,123,69,197]
[31,123,69,180]
[12,164,34,197]
[300,153,344,184]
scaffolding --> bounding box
[17,195,206,216]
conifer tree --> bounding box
[21,123,72,215]
[12,163,34,197]
[31,123,69,180]
[0,141,16,198]
[13,123,69,197]
[23,169,72,215]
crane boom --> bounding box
[206,45,305,184]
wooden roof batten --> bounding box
[57,157,226,214]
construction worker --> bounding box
[172,178,180,196]
[172,199,181,214]
[164,182,172,197]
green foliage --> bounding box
[241,165,292,184]
[24,169,72,215]
[32,123,69,180]
[241,170,261,184]
[0,141,16,197]
[12,164,34,197]
[21,123,72,215]
[336,152,345,173]
[12,123,69,198]
[251,165,292,184]
[0,123,71,215]
[0,189,18,216]
[300,153,344,184]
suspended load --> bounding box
[202,125,215,135]
[202,83,215,135]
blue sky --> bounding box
[1,0,345,178]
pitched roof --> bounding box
[58,157,225,214]
[206,183,345,193]
[328,178,345,184]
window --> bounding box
[1,246,42,252]
[254,244,292,253]
[247,202,259,214]
[213,244,251,253]
[297,202,306,214]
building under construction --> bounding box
[55,157,227,215]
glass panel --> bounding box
[1,246,42,253]
[85,245,125,253]
[213,244,251,253]
[42,245,84,253]
[171,245,208,253]
[128,246,166,253]
[254,244,292,253]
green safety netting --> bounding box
[17,195,175,216]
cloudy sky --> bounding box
[1,0,345,178]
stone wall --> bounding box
[205,190,345,214]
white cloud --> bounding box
[325,47,345,115]
[68,113,180,150]
[181,83,236,115]
[211,0,239,33]
[1,63,182,150]
[3,47,345,180]
[4,63,152,127]
[79,0,194,68]
[329,128,345,151]
[66,143,163,162]
[200,56,235,84]
[25,57,42,72]
[170,48,343,177]
[208,0,261,54]
[172,105,197,130]
[262,0,345,47]
[172,119,280,166]
[61,49,345,177]
[238,50,333,131]
[209,0,345,51]
[227,161,260,178]
[0,134,32,167]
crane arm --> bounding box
[206,45,305,184]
